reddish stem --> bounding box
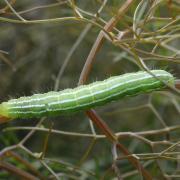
[175,80,180,90]
[0,161,37,180]
[86,110,152,180]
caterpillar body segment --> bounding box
[0,70,175,121]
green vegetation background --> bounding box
[0,0,179,179]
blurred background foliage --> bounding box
[0,0,179,179]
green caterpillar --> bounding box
[0,70,174,122]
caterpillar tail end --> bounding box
[0,103,11,124]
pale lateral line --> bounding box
[7,70,169,105]
[8,73,170,109]
[11,74,170,110]
[9,80,164,115]
[47,80,164,112]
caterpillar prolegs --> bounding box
[0,70,175,122]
